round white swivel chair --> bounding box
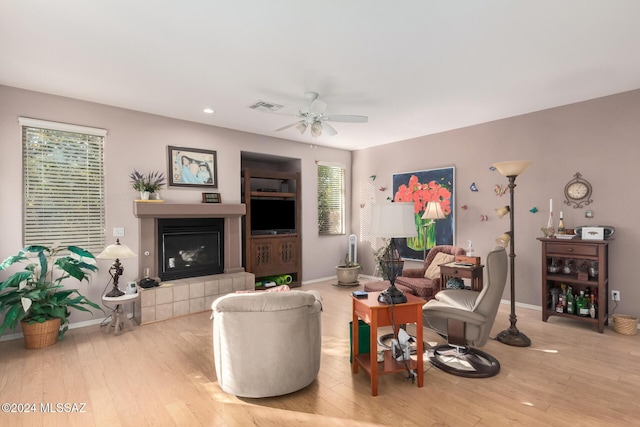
[211,290,322,397]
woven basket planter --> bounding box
[612,314,638,336]
[21,318,61,349]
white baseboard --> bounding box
[302,275,380,286]
[301,276,336,285]
[0,317,111,343]
[501,299,542,312]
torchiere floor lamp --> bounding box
[493,160,532,347]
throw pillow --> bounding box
[424,252,455,279]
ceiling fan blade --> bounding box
[275,121,303,132]
[309,99,327,115]
[322,122,338,136]
[324,114,368,123]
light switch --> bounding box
[113,227,125,237]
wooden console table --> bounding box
[351,292,424,396]
[439,262,484,291]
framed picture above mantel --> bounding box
[168,146,217,188]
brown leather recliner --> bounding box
[395,245,466,300]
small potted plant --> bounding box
[336,252,361,285]
[130,170,166,200]
[373,239,391,280]
[0,244,103,348]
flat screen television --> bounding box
[250,199,296,235]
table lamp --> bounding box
[371,202,417,304]
[97,239,137,297]
[421,201,447,259]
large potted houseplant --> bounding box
[0,244,102,348]
[336,253,362,286]
[130,169,166,200]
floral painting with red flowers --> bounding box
[393,167,455,260]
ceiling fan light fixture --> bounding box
[295,122,307,134]
[311,121,323,137]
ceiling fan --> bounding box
[275,92,368,137]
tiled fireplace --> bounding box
[132,202,254,324]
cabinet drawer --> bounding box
[546,243,597,257]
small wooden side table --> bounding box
[351,292,424,396]
[439,262,484,291]
[101,293,139,336]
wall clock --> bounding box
[564,172,593,208]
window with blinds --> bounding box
[20,118,106,253]
[317,163,345,235]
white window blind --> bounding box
[317,163,345,235]
[20,118,107,252]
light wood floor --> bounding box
[1,280,639,426]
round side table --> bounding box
[101,293,139,336]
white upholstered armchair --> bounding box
[211,290,322,397]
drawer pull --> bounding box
[568,248,574,252]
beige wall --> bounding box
[2,84,638,325]
[0,85,352,325]
[353,89,639,319]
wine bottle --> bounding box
[547,210,555,235]
[566,287,574,315]
[589,294,597,319]
[557,211,565,234]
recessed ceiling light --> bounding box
[203,108,215,114]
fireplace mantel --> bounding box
[133,202,246,280]
[133,202,245,218]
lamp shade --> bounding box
[97,239,137,260]
[421,201,446,220]
[492,160,531,177]
[371,202,417,238]
[495,206,510,219]
[496,232,511,247]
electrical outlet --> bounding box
[113,227,125,237]
[611,290,620,301]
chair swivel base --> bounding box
[427,344,500,378]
